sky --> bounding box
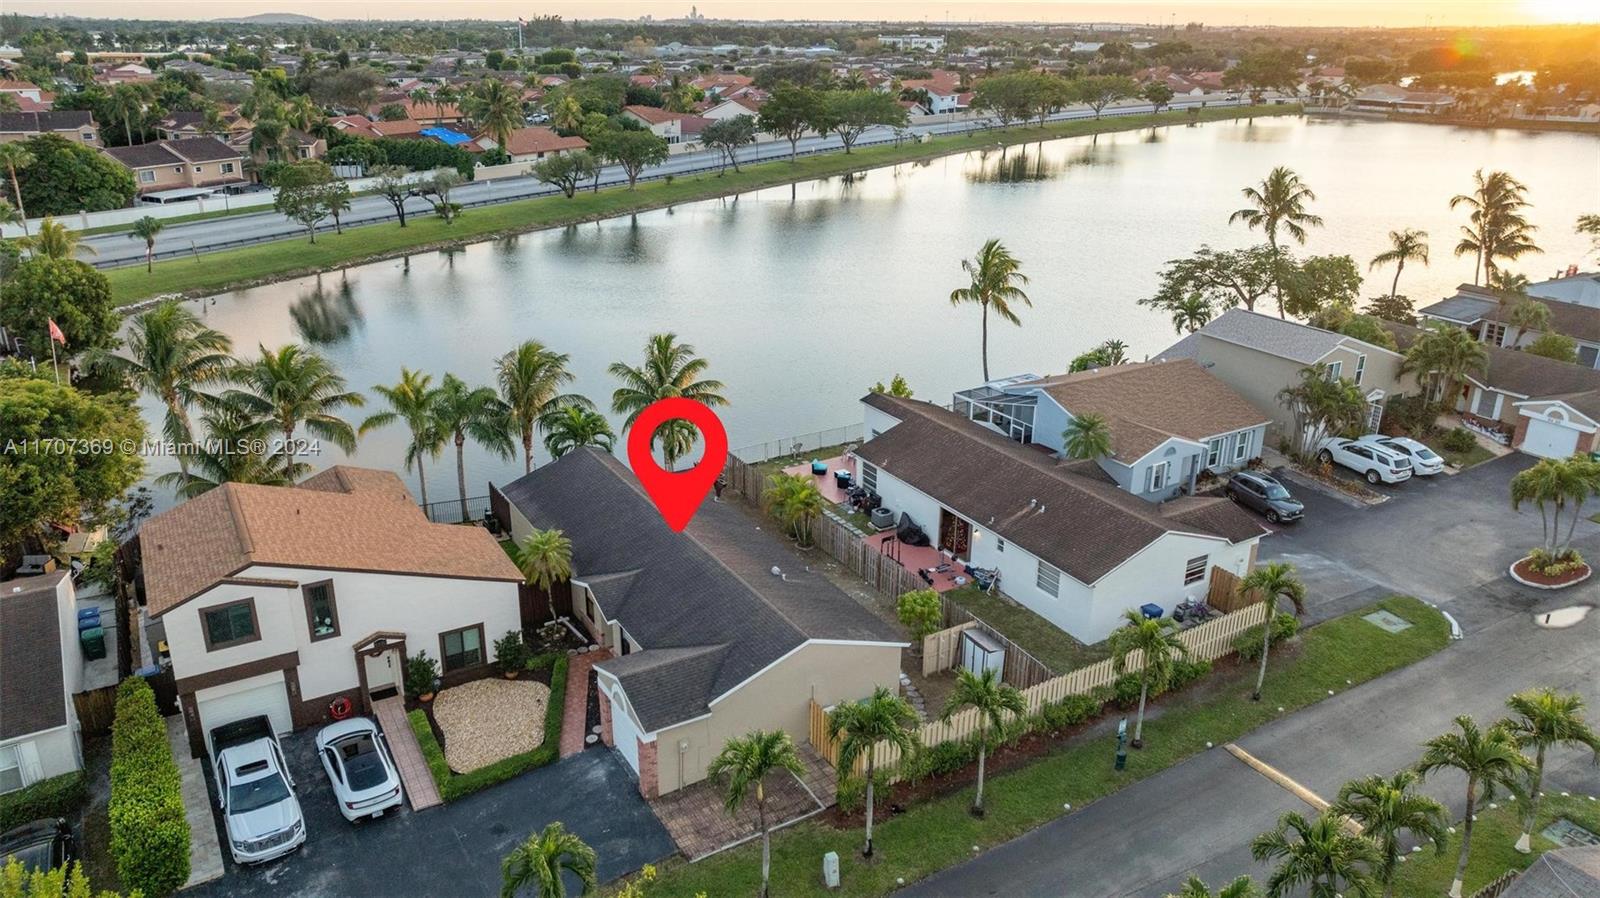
[13,0,1600,28]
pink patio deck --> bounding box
[781,454,854,505]
[864,531,974,593]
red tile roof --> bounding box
[499,126,588,157]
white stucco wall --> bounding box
[861,402,903,441]
[1,727,81,788]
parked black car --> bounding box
[1224,471,1304,524]
[0,818,76,875]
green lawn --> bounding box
[1441,443,1496,470]
[106,105,1297,305]
[1391,794,1600,896]
[632,595,1450,897]
[945,585,1109,673]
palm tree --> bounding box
[249,118,293,164]
[109,82,149,146]
[1504,688,1600,854]
[1398,322,1488,408]
[154,401,293,497]
[1237,562,1306,701]
[433,85,460,124]
[284,94,319,132]
[432,374,513,523]
[1509,456,1600,559]
[1250,810,1380,898]
[360,368,445,509]
[499,821,597,898]
[496,340,583,473]
[949,238,1032,381]
[408,86,435,120]
[1167,875,1261,898]
[128,216,164,272]
[1418,715,1533,898]
[1368,228,1429,302]
[1062,413,1112,461]
[515,528,572,622]
[1107,608,1190,748]
[0,142,34,236]
[1170,293,1212,335]
[549,94,585,133]
[608,333,728,471]
[223,344,364,480]
[540,405,615,459]
[19,218,95,260]
[762,472,826,547]
[826,686,918,858]
[708,730,806,898]
[940,667,1025,816]
[1451,169,1540,286]
[469,78,524,149]
[0,199,19,231]
[1229,166,1323,316]
[1330,771,1447,897]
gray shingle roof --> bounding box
[1422,284,1600,344]
[1385,321,1600,402]
[1417,291,1498,324]
[0,572,68,740]
[1502,845,1600,897]
[1185,308,1350,364]
[0,111,93,133]
[497,449,900,732]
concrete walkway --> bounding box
[559,649,611,758]
[164,715,223,890]
[373,696,441,811]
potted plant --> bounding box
[494,630,530,678]
[406,651,441,702]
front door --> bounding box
[364,648,402,698]
[938,508,971,558]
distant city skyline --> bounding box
[12,1,1600,28]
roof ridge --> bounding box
[221,484,255,560]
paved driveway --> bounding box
[190,731,674,898]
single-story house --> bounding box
[1499,844,1600,897]
[1,572,85,794]
[701,94,765,121]
[1418,282,1600,369]
[473,126,588,163]
[134,466,523,758]
[0,79,49,109]
[0,111,100,146]
[900,71,971,114]
[227,126,325,164]
[621,105,712,145]
[495,448,904,798]
[1350,84,1456,114]
[949,359,1269,502]
[102,137,247,195]
[854,394,1266,643]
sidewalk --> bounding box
[559,649,611,758]
[373,696,442,811]
[164,715,223,890]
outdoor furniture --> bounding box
[833,470,852,490]
[810,459,828,476]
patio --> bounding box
[649,744,837,861]
[780,453,854,505]
[865,531,974,593]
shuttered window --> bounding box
[1036,560,1061,597]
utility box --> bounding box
[960,627,1005,678]
[822,851,840,889]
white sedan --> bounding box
[315,718,404,822]
[1316,437,1413,485]
[1356,434,1445,476]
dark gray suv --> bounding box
[1224,471,1304,524]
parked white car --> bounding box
[316,718,404,822]
[1317,437,1413,485]
[1356,434,1444,476]
[210,717,306,865]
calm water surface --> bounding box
[138,117,1600,506]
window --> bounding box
[221,162,235,174]
[1483,323,1507,346]
[1473,388,1499,418]
[1579,344,1599,369]
[1324,361,1343,381]
[440,625,484,672]
[202,598,259,651]
[0,745,22,794]
[301,580,339,641]
[1233,432,1250,462]
[1354,354,1366,386]
[139,170,155,183]
[193,165,202,173]
[1146,461,1170,492]
[1206,438,1224,468]
[82,131,94,141]
[996,537,1006,553]
[1035,560,1061,597]
[1184,555,1208,585]
[860,461,878,491]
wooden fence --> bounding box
[920,622,977,677]
[1467,870,1520,898]
[72,685,117,738]
[931,593,1056,688]
[1208,566,1261,613]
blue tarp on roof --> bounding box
[420,126,472,146]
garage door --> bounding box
[1522,417,1581,459]
[606,685,642,776]
[195,674,292,753]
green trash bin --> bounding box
[80,626,106,661]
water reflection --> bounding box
[289,273,363,345]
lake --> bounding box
[135,116,1600,508]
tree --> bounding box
[496,340,584,474]
[271,160,340,243]
[1418,716,1533,898]
[701,115,757,172]
[602,130,669,189]
[1250,810,1381,898]
[821,90,907,152]
[1276,365,1368,460]
[1230,167,1324,315]
[971,72,1039,127]
[0,257,120,359]
[372,164,415,227]
[1139,245,1278,319]
[153,401,291,498]
[757,83,821,160]
[1166,875,1260,898]
[431,373,512,524]
[467,77,524,149]
[1169,293,1213,334]
[1524,331,1576,363]
[109,82,150,146]
[1509,456,1600,562]
[1238,562,1306,701]
[499,821,597,898]
[1108,609,1189,748]
[18,218,94,261]
[941,666,1025,816]
[531,152,598,199]
[1451,169,1540,287]
[1578,213,1600,258]
[895,588,941,641]
[870,374,913,398]
[417,169,465,223]
[1336,315,1399,351]
[608,333,728,471]
[1399,321,1488,407]
[709,730,806,898]
[515,528,573,623]
[222,344,364,480]
[548,93,585,133]
[249,117,294,164]
[323,179,352,235]
[1330,770,1446,898]
[949,238,1031,381]
[1365,293,1417,325]
[360,368,445,508]
[0,856,135,897]
[1076,74,1139,118]
[1368,228,1429,302]
[540,405,616,458]
[1062,412,1112,461]
[826,687,918,857]
[127,216,163,272]
[1504,689,1600,855]
[0,141,33,235]
[1502,297,1549,350]
[1281,255,1362,322]
[1142,81,1175,114]
[13,135,135,216]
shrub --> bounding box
[408,656,569,801]
[896,589,943,642]
[1039,693,1103,731]
[1109,672,1151,706]
[109,677,189,897]
[0,771,87,832]
[1441,427,1477,454]
[1169,658,1213,691]
[835,768,891,815]
[0,858,122,897]
[1526,547,1586,576]
[903,738,978,785]
[525,651,560,672]
[1381,393,1439,438]
[1234,612,1301,661]
[404,650,440,698]
[493,630,530,673]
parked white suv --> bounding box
[1356,434,1444,476]
[210,717,306,865]
[1317,437,1413,485]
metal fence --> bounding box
[731,423,866,465]
[420,494,492,525]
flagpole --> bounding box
[49,338,58,384]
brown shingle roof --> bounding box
[499,126,587,157]
[103,141,183,168]
[0,573,68,740]
[1386,321,1600,401]
[165,136,243,163]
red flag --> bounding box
[47,318,66,346]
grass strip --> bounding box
[1391,793,1600,896]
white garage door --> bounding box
[1522,417,1581,459]
[195,674,292,753]
[606,686,642,776]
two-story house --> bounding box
[102,137,247,197]
[1418,277,1600,369]
[0,111,101,147]
[620,106,712,147]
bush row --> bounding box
[409,655,570,801]
[1233,612,1301,662]
[0,771,87,832]
[108,677,189,897]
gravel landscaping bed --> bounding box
[432,679,551,774]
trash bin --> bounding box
[80,626,106,661]
[1140,603,1164,620]
[77,607,101,631]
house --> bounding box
[901,70,970,114]
[853,394,1266,643]
[155,109,251,142]
[94,62,155,85]
[701,94,765,121]
[227,126,325,164]
[1418,282,1600,369]
[494,449,903,798]
[102,137,247,196]
[621,105,711,145]
[877,34,947,52]
[0,573,84,795]
[0,111,100,146]
[369,118,427,139]
[1528,270,1600,308]
[161,59,252,84]
[1350,84,1456,115]
[133,467,523,758]
[474,126,588,162]
[690,72,754,99]
[0,79,48,108]
[373,98,465,125]
[1498,844,1600,897]
[1159,308,1409,440]
[950,360,1269,502]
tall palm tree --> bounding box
[19,218,95,260]
[109,82,149,146]
[1418,715,1533,898]
[499,821,597,898]
[1451,169,1540,286]
[540,405,615,459]
[608,333,728,471]
[1170,293,1212,335]
[469,78,524,149]
[1250,810,1381,898]
[223,344,364,480]
[360,368,445,509]
[249,118,293,164]
[1107,608,1190,748]
[284,94,319,132]
[1237,562,1306,701]
[1330,771,1447,898]
[1504,688,1600,854]
[496,340,584,473]
[549,93,585,133]
[940,667,1025,816]
[1398,322,1488,407]
[1229,166,1323,316]
[515,528,572,623]
[1368,228,1429,302]
[432,374,513,523]
[1167,875,1261,898]
[1062,413,1112,461]
[949,238,1032,381]
[128,216,164,272]
[0,141,34,236]
[708,730,806,898]
[408,86,435,120]
[154,401,293,498]
[826,686,918,858]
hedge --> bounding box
[408,655,569,801]
[108,677,189,897]
[0,771,88,832]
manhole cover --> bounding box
[1542,817,1600,848]
[1535,606,1592,629]
[1362,610,1413,633]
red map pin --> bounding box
[625,397,729,532]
